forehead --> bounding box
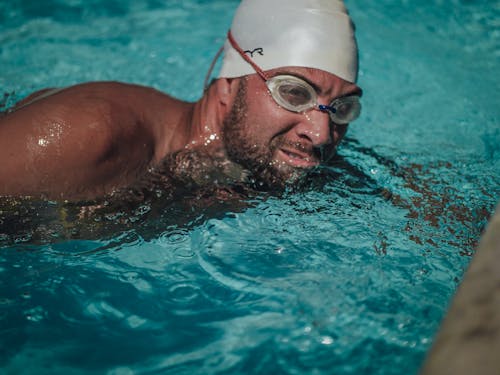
[263,66,362,97]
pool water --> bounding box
[0,0,499,374]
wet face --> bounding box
[221,67,362,189]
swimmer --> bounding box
[0,0,362,201]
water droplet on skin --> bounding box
[38,138,49,147]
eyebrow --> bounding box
[272,69,363,98]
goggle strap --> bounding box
[227,30,270,81]
[203,45,224,91]
[318,104,337,114]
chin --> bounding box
[249,160,312,192]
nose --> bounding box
[294,109,332,148]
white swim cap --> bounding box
[218,0,359,83]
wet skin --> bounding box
[0,67,361,200]
[222,67,361,188]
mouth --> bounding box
[277,147,320,168]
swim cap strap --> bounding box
[227,31,270,81]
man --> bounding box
[0,0,362,202]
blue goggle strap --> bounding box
[318,104,336,114]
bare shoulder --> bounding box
[1,82,148,161]
[0,81,178,199]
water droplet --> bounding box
[25,306,46,322]
[14,232,32,243]
[320,336,334,345]
[134,205,151,216]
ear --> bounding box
[214,77,240,107]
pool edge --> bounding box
[420,202,500,375]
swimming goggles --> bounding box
[224,31,362,125]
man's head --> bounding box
[213,0,361,189]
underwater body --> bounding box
[1,1,499,374]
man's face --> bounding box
[222,67,362,189]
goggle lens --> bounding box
[267,75,315,113]
[277,83,313,107]
[330,95,361,124]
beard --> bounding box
[221,80,310,191]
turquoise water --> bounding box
[1,0,499,374]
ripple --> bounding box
[156,229,187,252]
[168,283,200,303]
[197,244,288,298]
[125,314,147,329]
[173,247,195,259]
[118,271,152,293]
[157,229,195,258]
[24,306,46,322]
[84,300,125,320]
[159,229,189,244]
[263,212,283,226]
